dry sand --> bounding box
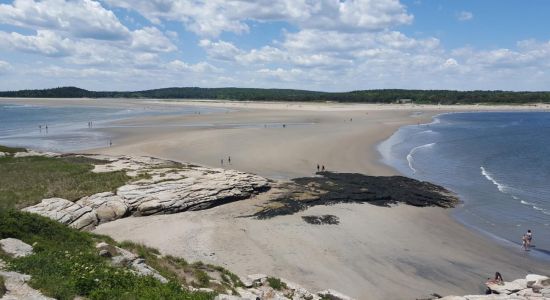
[3,98,550,299]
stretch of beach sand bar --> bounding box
[3,97,550,299]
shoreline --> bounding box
[2,98,550,299]
[379,111,550,259]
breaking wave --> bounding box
[406,143,435,173]
[480,166,508,193]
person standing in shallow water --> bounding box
[526,229,533,248]
[228,156,231,164]
[521,234,529,251]
[317,164,320,172]
[321,165,325,172]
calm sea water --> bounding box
[380,112,550,255]
[0,102,224,152]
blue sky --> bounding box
[0,0,549,91]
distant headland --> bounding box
[2,86,550,104]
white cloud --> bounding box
[131,27,177,52]
[0,0,131,40]
[104,0,413,37]
[199,39,243,61]
[457,11,473,22]
[0,30,74,56]
[167,60,220,73]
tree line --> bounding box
[1,86,550,104]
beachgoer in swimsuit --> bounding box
[522,234,529,251]
[526,229,533,247]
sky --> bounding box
[0,0,549,92]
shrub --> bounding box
[267,277,287,290]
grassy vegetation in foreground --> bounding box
[0,152,131,210]
[0,210,216,300]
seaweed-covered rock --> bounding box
[254,172,458,218]
[302,215,340,225]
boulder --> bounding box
[486,280,525,294]
[241,274,268,288]
[0,238,33,258]
[23,198,98,230]
[130,258,168,283]
[77,192,128,223]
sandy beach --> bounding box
[3,98,550,299]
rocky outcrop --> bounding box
[118,166,270,216]
[253,172,459,219]
[0,238,33,258]
[216,274,355,300]
[438,274,550,300]
[77,192,129,223]
[23,198,99,230]
[22,154,270,230]
[13,150,58,158]
[95,242,168,283]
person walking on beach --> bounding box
[317,164,320,172]
[228,156,231,164]
[321,165,325,172]
[109,139,112,147]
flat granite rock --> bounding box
[23,198,99,230]
[77,192,129,223]
[0,238,33,258]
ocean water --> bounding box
[379,112,550,255]
[0,102,224,152]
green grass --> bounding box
[267,277,287,290]
[0,276,5,297]
[0,210,215,300]
[0,155,131,210]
